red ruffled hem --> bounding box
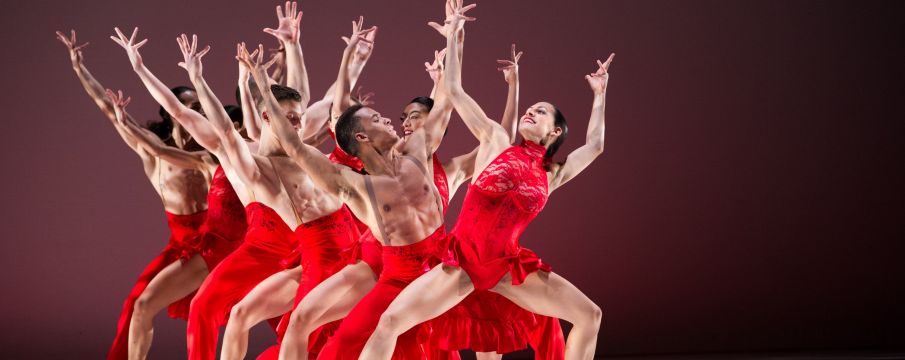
[442,235,552,290]
[308,319,342,353]
[425,289,538,354]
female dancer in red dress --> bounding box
[360,4,612,359]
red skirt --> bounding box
[316,227,447,360]
[107,210,207,360]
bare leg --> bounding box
[128,254,209,360]
[475,352,503,360]
[221,266,302,360]
[279,262,377,360]
[490,271,602,360]
[359,265,474,360]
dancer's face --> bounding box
[355,106,399,151]
[264,100,303,130]
[401,102,431,139]
[519,102,561,142]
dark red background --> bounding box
[1,0,903,358]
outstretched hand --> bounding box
[429,0,476,37]
[176,34,211,79]
[497,44,522,84]
[105,89,131,125]
[236,43,269,85]
[341,16,377,61]
[55,30,89,65]
[586,53,615,94]
[110,27,148,69]
[263,1,302,44]
[425,48,447,83]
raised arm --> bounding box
[177,34,264,186]
[264,1,309,106]
[443,4,509,146]
[330,17,377,128]
[549,54,614,192]
[110,27,222,152]
[239,44,364,201]
[108,89,209,169]
[304,33,373,139]
[497,44,522,143]
[57,30,149,152]
[238,46,263,141]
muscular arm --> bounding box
[111,28,223,153]
[548,55,614,192]
[443,21,508,147]
[108,89,209,170]
[180,35,264,185]
[265,2,309,106]
[498,44,523,144]
[241,45,364,202]
[330,18,376,129]
[239,58,263,141]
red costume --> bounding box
[107,165,247,360]
[187,202,296,360]
[432,141,564,358]
[316,226,448,360]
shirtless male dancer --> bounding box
[239,26,449,358]
[55,30,228,360]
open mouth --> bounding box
[522,117,536,125]
[403,129,413,136]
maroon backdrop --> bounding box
[1,0,903,358]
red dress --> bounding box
[316,226,449,360]
[255,145,370,360]
[187,202,297,360]
[106,210,207,360]
[433,141,562,357]
[108,165,247,360]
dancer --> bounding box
[274,21,467,360]
[240,22,447,359]
[359,4,611,359]
[55,30,218,360]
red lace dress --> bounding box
[433,141,562,356]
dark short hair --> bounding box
[159,86,195,123]
[270,84,301,103]
[335,104,366,156]
[147,119,173,141]
[546,106,568,159]
[408,96,434,112]
[224,105,243,127]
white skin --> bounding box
[107,23,331,360]
[239,22,444,359]
[358,2,613,359]
[58,30,220,360]
[277,7,517,358]
[175,27,348,360]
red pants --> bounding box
[186,238,294,360]
[257,207,361,359]
[316,227,447,360]
[107,211,206,360]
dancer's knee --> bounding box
[288,306,316,334]
[133,293,154,318]
[228,303,252,329]
[373,310,406,338]
[580,301,603,329]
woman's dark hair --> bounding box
[335,104,366,156]
[546,106,568,159]
[409,96,434,112]
[224,105,243,127]
[158,86,195,123]
[147,119,174,141]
